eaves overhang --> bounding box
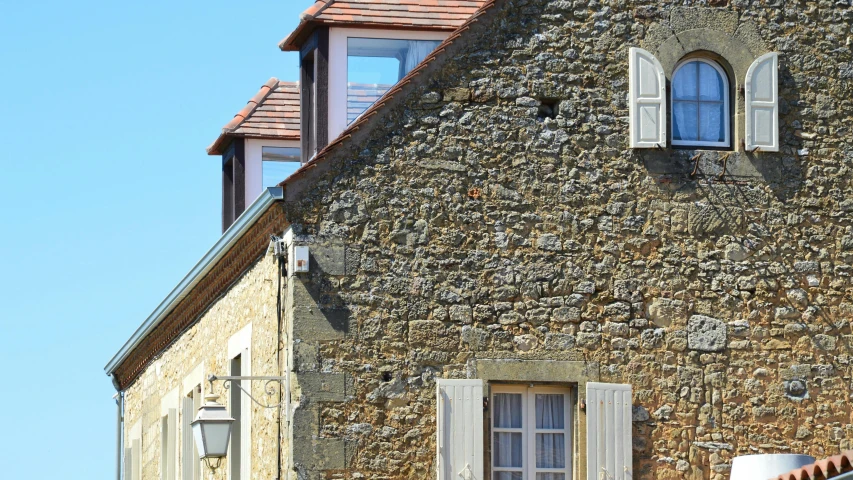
[104,187,285,380]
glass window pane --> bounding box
[495,473,524,480]
[262,147,301,188]
[494,432,523,467]
[672,62,698,100]
[698,62,724,101]
[536,474,565,480]
[535,394,565,429]
[699,103,725,143]
[493,394,523,428]
[535,433,566,468]
[672,101,698,141]
[347,38,440,124]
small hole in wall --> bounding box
[382,372,393,382]
[538,98,559,119]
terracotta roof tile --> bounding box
[207,78,300,155]
[773,452,853,480]
[280,0,487,51]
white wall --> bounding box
[244,138,301,206]
[327,27,449,142]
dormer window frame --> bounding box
[300,27,330,164]
[326,27,448,141]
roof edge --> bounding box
[104,187,285,377]
[207,78,280,155]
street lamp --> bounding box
[191,393,234,471]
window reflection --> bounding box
[262,146,301,188]
[347,38,441,124]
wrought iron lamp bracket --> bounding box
[207,375,286,409]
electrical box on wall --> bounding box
[291,245,310,273]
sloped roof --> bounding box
[773,452,853,480]
[207,78,300,155]
[279,0,487,51]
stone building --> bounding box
[105,1,853,480]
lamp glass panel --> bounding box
[192,423,206,457]
[201,422,233,457]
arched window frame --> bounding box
[670,57,732,149]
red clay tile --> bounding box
[280,0,487,51]
[772,452,853,480]
[207,79,300,155]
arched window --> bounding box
[671,58,731,148]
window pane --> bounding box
[535,433,566,468]
[672,101,698,141]
[494,432,523,467]
[347,38,440,124]
[672,62,698,100]
[495,473,524,480]
[535,394,565,429]
[699,103,725,143]
[698,63,724,101]
[262,147,301,188]
[536,474,565,480]
[493,393,523,428]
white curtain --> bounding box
[403,40,438,74]
[493,394,523,469]
[535,395,565,470]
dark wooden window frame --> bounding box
[300,28,329,164]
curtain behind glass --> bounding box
[403,40,440,74]
[493,393,523,471]
[535,394,565,470]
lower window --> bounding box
[492,385,573,480]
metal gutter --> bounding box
[104,187,284,377]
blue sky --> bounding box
[0,1,313,477]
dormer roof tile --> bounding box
[207,78,300,155]
[280,0,487,51]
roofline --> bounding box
[206,132,301,157]
[279,20,456,51]
[104,187,285,377]
[206,78,282,155]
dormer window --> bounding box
[347,38,441,123]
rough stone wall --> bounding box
[282,0,853,479]
[123,253,283,480]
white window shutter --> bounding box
[745,52,779,152]
[586,382,632,480]
[629,47,667,148]
[182,397,195,480]
[168,409,178,480]
[124,448,133,480]
[437,379,484,480]
[132,439,142,480]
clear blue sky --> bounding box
[0,1,313,477]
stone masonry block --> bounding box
[311,244,346,276]
[297,372,348,403]
[688,315,727,352]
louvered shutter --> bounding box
[132,439,142,480]
[745,52,779,152]
[167,409,178,480]
[182,397,195,480]
[436,379,484,480]
[124,448,133,480]
[629,47,667,148]
[586,382,632,480]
